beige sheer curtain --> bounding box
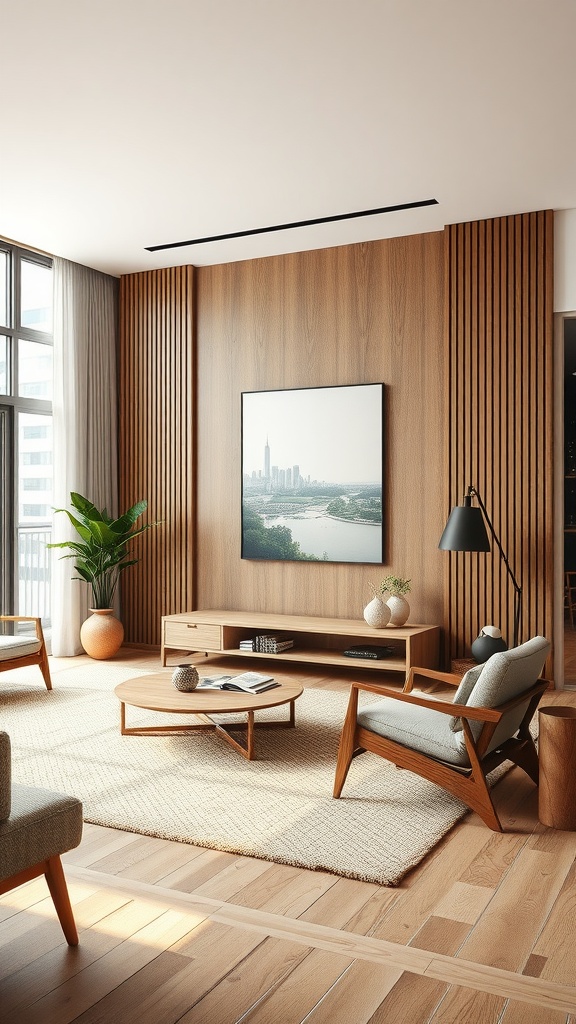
[51,258,119,656]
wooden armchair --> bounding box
[0,616,52,690]
[333,636,551,832]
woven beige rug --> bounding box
[3,663,482,886]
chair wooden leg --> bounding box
[463,774,503,832]
[333,687,360,798]
[44,856,79,946]
[507,736,540,785]
[39,646,52,690]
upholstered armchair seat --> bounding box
[357,701,471,767]
[0,635,43,661]
[0,731,83,945]
[0,784,83,881]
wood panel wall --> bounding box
[117,214,554,666]
[194,235,446,629]
[444,211,554,661]
[119,267,195,647]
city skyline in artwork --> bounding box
[241,384,384,564]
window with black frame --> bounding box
[0,243,53,626]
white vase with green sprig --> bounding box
[363,582,391,628]
[378,575,411,627]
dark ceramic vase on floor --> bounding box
[471,631,508,664]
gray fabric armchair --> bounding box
[333,637,551,831]
[0,731,83,945]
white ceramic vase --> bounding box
[363,595,391,628]
[80,609,124,660]
[386,594,410,627]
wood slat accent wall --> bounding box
[195,235,446,628]
[444,211,554,661]
[119,267,195,647]
[117,214,554,661]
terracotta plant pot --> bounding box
[80,609,124,660]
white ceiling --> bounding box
[2,0,576,278]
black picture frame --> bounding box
[241,383,384,563]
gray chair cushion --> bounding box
[0,784,83,880]
[358,699,471,767]
[448,663,484,731]
[0,636,42,662]
[450,636,550,743]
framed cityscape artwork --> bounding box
[241,383,384,563]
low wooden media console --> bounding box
[161,610,440,675]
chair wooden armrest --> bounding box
[350,680,502,722]
[0,615,45,642]
[404,665,462,692]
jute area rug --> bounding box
[2,662,480,886]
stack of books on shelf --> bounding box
[237,634,295,654]
[253,633,294,654]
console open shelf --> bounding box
[161,610,440,676]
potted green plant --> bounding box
[49,492,160,659]
[378,574,411,627]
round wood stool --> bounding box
[538,706,576,830]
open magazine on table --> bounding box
[197,671,279,694]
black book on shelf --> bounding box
[343,644,396,660]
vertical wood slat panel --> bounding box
[195,234,446,629]
[445,211,554,667]
[119,266,195,646]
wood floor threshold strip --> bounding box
[65,865,576,1013]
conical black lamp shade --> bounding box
[438,504,490,552]
[438,486,522,649]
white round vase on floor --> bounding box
[386,595,410,627]
[363,596,391,628]
[80,609,124,660]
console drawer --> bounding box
[163,620,221,651]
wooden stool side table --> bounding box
[538,706,576,830]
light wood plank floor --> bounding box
[1,648,576,1023]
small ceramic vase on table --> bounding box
[363,595,391,628]
[386,594,410,627]
[172,664,199,691]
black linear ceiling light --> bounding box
[145,198,439,252]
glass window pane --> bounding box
[0,336,6,394]
[0,251,7,327]
[18,338,53,400]
[17,412,53,619]
[20,259,53,333]
[18,412,52,526]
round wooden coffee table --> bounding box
[114,672,303,761]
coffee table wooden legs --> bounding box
[118,699,297,761]
[215,711,256,760]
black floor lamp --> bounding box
[439,485,522,649]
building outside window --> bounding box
[0,243,53,628]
